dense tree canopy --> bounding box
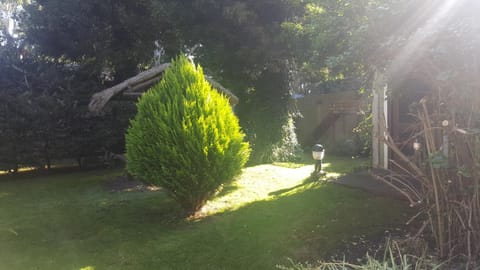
[4,0,475,168]
[12,0,331,164]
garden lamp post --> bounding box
[312,144,325,175]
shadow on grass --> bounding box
[0,166,120,183]
[74,181,409,269]
[268,174,321,196]
[178,183,411,267]
[215,182,240,198]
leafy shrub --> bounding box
[235,69,296,165]
[126,55,250,214]
[271,114,303,162]
[353,109,372,157]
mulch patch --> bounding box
[328,223,426,263]
[104,175,161,193]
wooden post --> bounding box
[372,69,389,169]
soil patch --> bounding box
[328,224,419,263]
[104,175,161,193]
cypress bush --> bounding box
[126,55,250,214]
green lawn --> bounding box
[0,157,409,270]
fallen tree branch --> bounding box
[88,63,170,112]
[88,63,239,112]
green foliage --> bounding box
[271,114,303,162]
[0,39,131,172]
[18,0,309,164]
[148,1,308,163]
[21,0,162,80]
[18,0,369,165]
[235,69,298,164]
[126,55,250,214]
[280,0,375,88]
[353,97,372,157]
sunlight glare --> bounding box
[389,0,461,75]
[8,18,14,35]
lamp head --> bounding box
[312,144,325,160]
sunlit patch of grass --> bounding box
[201,156,367,216]
[272,162,309,169]
[325,172,342,178]
[0,167,36,175]
[0,165,73,175]
[272,153,314,169]
[322,156,370,174]
[201,164,313,215]
[0,228,19,236]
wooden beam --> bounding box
[88,62,239,112]
[88,63,170,112]
[124,77,162,94]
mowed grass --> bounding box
[0,157,410,270]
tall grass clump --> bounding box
[378,92,480,265]
[126,55,250,214]
[375,69,480,268]
[277,240,444,270]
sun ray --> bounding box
[388,0,462,76]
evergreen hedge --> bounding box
[126,56,250,214]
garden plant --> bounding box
[126,55,250,214]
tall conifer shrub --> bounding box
[126,56,250,214]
